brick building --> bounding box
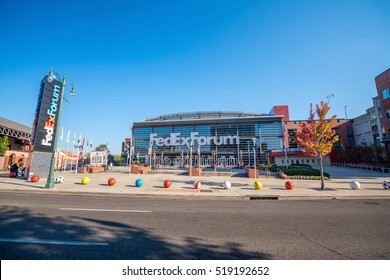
[375,68,390,147]
[0,117,31,170]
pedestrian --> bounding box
[19,162,24,173]
[10,163,19,176]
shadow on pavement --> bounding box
[0,205,272,260]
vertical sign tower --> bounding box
[26,75,63,178]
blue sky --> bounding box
[1,0,389,154]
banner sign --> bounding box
[90,151,104,166]
[31,76,63,153]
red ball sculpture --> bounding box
[164,179,172,188]
[8,172,17,178]
[31,175,40,182]
[285,181,294,190]
[108,177,116,186]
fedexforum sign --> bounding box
[31,77,63,153]
[150,132,240,147]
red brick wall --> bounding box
[375,68,390,136]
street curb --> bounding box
[1,188,390,201]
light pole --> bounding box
[45,69,76,189]
[252,138,257,180]
[126,142,130,167]
[344,105,348,119]
[74,139,81,175]
[189,142,193,176]
[148,141,152,168]
[198,143,201,168]
[126,140,134,175]
[104,143,109,170]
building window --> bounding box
[386,111,390,119]
[382,88,390,100]
[287,129,298,148]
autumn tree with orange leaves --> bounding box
[295,100,339,190]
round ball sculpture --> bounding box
[135,179,143,187]
[8,172,17,178]
[164,179,171,188]
[254,181,263,190]
[55,176,64,183]
[285,181,294,190]
[193,180,201,189]
[349,180,361,190]
[382,181,389,190]
[81,177,90,185]
[108,177,116,186]
[31,175,40,182]
[223,181,231,189]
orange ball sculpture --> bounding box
[164,179,171,188]
[285,181,294,190]
[31,175,40,182]
[108,177,116,186]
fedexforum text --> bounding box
[150,132,240,147]
[42,84,61,147]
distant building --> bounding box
[0,117,31,170]
[270,118,354,167]
[375,68,390,147]
[367,99,384,146]
[353,112,374,146]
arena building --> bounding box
[130,106,289,168]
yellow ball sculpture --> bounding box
[254,181,263,190]
[82,176,90,185]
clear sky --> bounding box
[1,0,389,154]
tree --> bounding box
[95,144,108,152]
[295,101,339,190]
[114,155,124,165]
[0,135,9,156]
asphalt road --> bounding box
[0,192,389,260]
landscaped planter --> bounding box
[190,167,202,176]
[246,168,259,178]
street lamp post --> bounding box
[127,139,134,174]
[45,69,76,189]
[148,142,152,168]
[258,127,262,164]
[252,138,257,180]
[104,143,109,170]
[189,142,193,177]
[198,143,201,168]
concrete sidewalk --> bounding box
[1,166,390,200]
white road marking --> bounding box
[0,238,109,246]
[59,208,152,213]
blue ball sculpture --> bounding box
[135,179,143,187]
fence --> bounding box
[331,162,390,173]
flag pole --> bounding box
[57,127,64,171]
[64,130,70,171]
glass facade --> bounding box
[131,113,284,167]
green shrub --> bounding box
[281,167,330,178]
[258,163,277,170]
